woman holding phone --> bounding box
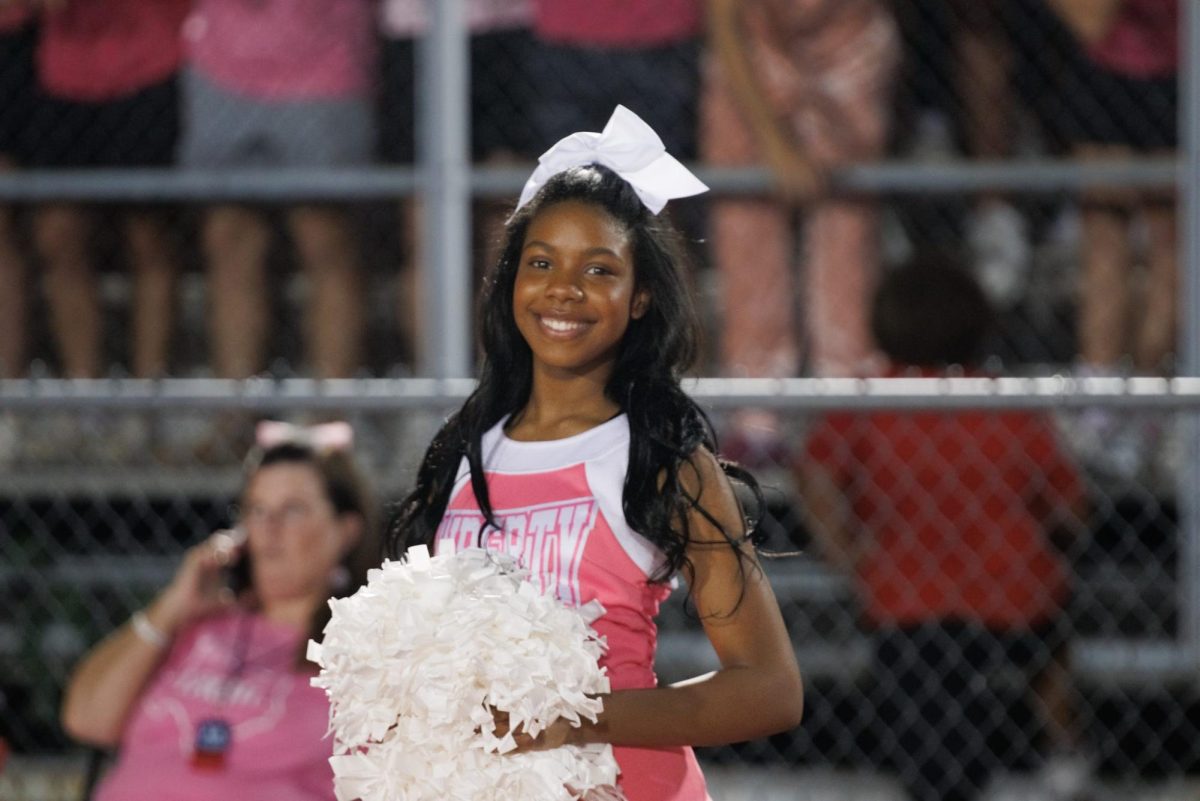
[60,422,380,801]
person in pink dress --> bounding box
[702,0,899,464]
[61,424,381,801]
[389,107,804,801]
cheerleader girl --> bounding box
[389,106,804,801]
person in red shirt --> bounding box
[797,259,1091,801]
[24,0,189,379]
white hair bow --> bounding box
[255,420,354,452]
[516,105,708,215]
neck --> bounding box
[512,365,620,440]
[257,594,321,630]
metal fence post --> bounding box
[1180,0,1200,665]
[419,0,471,378]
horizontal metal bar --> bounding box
[658,630,1198,684]
[4,376,1200,410]
[0,159,1178,202]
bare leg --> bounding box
[33,203,101,378]
[1078,204,1131,367]
[0,202,27,378]
[396,197,423,372]
[804,199,880,376]
[124,211,177,378]
[1077,144,1139,368]
[956,0,1014,166]
[1032,651,1082,753]
[288,204,364,378]
[702,65,798,378]
[1136,200,1178,372]
[204,205,271,379]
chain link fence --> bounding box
[1,381,1198,801]
[0,0,1196,800]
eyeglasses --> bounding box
[239,500,330,528]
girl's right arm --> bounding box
[60,531,242,747]
[505,449,804,750]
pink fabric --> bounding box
[37,0,189,101]
[434,416,710,801]
[0,7,31,32]
[1091,0,1179,78]
[380,0,532,38]
[94,613,335,801]
[185,0,375,100]
[701,1,897,377]
[532,0,701,47]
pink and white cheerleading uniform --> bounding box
[434,414,711,801]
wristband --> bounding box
[130,610,169,649]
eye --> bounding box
[526,257,551,270]
[585,264,614,277]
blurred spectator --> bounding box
[527,0,702,160]
[891,0,1072,312]
[703,0,898,464]
[25,0,188,378]
[61,425,380,801]
[181,0,375,379]
[0,4,34,379]
[953,0,1035,311]
[1055,0,1179,374]
[378,0,537,372]
[1051,0,1180,480]
[797,260,1091,801]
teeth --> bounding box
[542,317,585,333]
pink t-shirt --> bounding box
[533,0,702,47]
[435,415,710,801]
[184,0,375,100]
[380,0,532,38]
[94,612,335,801]
[37,0,189,102]
[0,6,31,33]
[1091,0,1179,78]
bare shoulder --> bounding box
[677,446,749,545]
[678,445,733,496]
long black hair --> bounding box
[387,165,763,587]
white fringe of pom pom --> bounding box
[309,544,625,801]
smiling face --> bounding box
[241,462,358,613]
[513,200,649,381]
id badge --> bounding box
[191,718,232,770]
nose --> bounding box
[546,272,584,302]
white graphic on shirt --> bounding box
[437,498,600,606]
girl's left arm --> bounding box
[518,448,804,750]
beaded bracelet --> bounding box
[130,610,169,649]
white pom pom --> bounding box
[311,546,624,801]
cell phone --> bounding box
[216,528,250,595]
[224,552,251,596]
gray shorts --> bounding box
[179,69,374,168]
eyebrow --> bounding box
[522,240,626,261]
